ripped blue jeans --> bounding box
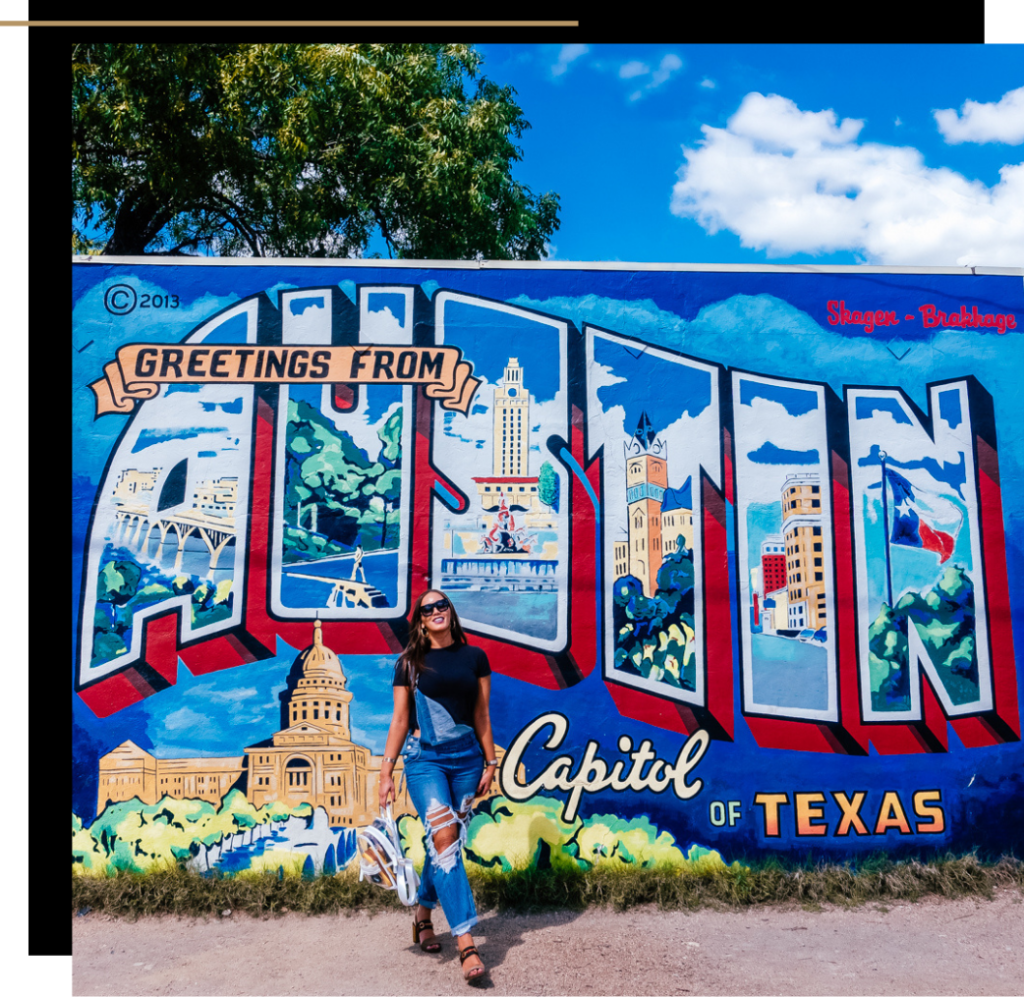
[402,730,483,937]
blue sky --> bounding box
[437,44,1024,268]
[443,299,561,400]
[592,334,712,434]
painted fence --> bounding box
[72,259,1024,876]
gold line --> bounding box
[3,20,580,26]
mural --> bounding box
[73,261,1024,875]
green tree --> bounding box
[537,460,559,511]
[868,564,978,712]
[612,541,696,689]
[72,43,560,259]
[96,559,142,605]
[377,409,403,465]
[284,397,404,557]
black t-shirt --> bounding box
[393,642,491,734]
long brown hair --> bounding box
[397,590,468,688]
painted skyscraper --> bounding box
[760,534,786,594]
[625,412,668,598]
[492,358,530,476]
[781,472,826,630]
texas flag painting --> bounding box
[885,467,962,563]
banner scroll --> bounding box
[89,343,481,417]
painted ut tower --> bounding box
[493,357,530,476]
[626,412,668,598]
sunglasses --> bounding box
[419,598,451,616]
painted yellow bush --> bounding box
[262,800,296,821]
[244,853,308,877]
[73,813,109,873]
[72,791,311,874]
[397,814,427,873]
[680,842,741,872]
[74,792,740,879]
[466,797,583,871]
[571,813,689,868]
[463,797,743,875]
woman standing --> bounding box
[378,590,497,985]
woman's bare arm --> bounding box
[379,685,412,807]
[473,675,497,796]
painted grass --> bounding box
[72,853,1024,921]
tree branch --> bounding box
[208,197,264,257]
[371,203,396,260]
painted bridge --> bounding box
[112,504,236,576]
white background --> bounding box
[987,0,1024,41]
[33,6,1024,992]
[3,4,64,993]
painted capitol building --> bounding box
[98,621,513,826]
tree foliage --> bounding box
[612,538,696,690]
[283,397,402,558]
[538,460,559,511]
[868,563,977,712]
[72,43,560,259]
[74,791,315,874]
[461,795,734,874]
[91,545,234,666]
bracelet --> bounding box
[485,759,498,767]
[383,756,398,764]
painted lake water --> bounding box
[449,589,559,641]
[281,549,400,609]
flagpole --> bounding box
[879,450,893,609]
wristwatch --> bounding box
[485,759,498,767]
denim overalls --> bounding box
[402,685,484,936]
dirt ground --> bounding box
[73,889,1024,997]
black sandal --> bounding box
[459,944,486,984]
[413,917,442,953]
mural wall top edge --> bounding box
[72,256,1024,277]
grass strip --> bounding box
[472,854,1024,913]
[73,853,1023,921]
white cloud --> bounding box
[583,357,628,462]
[361,306,404,340]
[651,53,683,88]
[727,91,865,149]
[736,396,826,507]
[700,77,716,89]
[162,706,213,733]
[934,85,1024,145]
[670,91,1024,266]
[187,683,258,703]
[624,53,683,100]
[742,397,821,454]
[619,60,650,79]
[551,44,588,78]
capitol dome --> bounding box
[294,619,347,686]
[285,620,353,737]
